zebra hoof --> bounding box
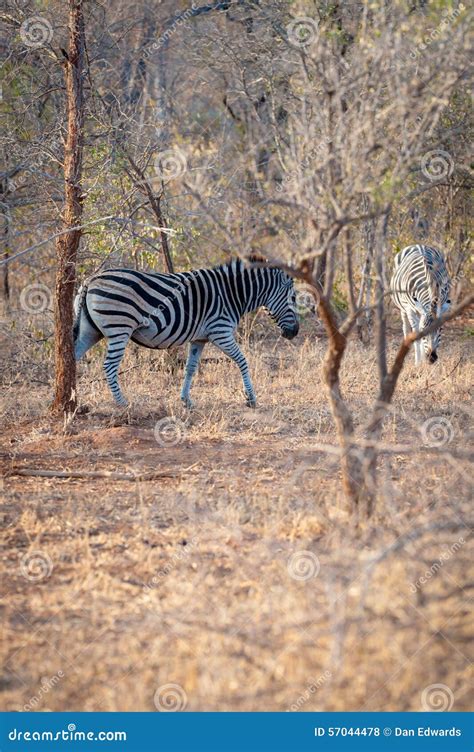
[246,397,257,408]
[181,397,194,410]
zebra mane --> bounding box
[213,256,282,275]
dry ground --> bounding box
[0,313,473,712]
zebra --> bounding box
[390,244,451,365]
[73,258,299,408]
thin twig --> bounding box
[9,466,197,481]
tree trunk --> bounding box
[315,292,363,511]
[147,192,174,273]
[51,0,86,415]
[1,204,9,312]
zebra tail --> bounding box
[73,281,90,342]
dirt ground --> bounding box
[0,315,472,712]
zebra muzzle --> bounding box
[282,323,299,340]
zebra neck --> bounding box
[217,262,274,317]
[243,267,273,314]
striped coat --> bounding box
[74,258,299,407]
[390,244,450,364]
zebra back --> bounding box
[391,244,450,316]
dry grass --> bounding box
[0,312,473,712]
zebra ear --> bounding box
[247,252,268,264]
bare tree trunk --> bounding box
[51,0,86,415]
[314,290,362,510]
[374,210,390,383]
[146,192,174,273]
[1,204,10,312]
[343,228,356,316]
[357,195,376,343]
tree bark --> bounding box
[1,204,9,311]
[51,0,86,414]
[315,291,362,510]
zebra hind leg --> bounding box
[103,332,132,407]
[180,341,205,408]
[74,311,103,361]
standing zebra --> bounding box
[390,244,451,364]
[73,258,299,408]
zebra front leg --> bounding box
[401,311,411,340]
[180,341,205,408]
[402,312,418,366]
[407,312,421,365]
[209,333,256,407]
[103,332,131,407]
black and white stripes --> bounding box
[390,244,451,364]
[73,258,299,407]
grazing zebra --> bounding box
[73,258,299,408]
[390,244,451,365]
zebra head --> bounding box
[420,299,450,363]
[263,269,300,339]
